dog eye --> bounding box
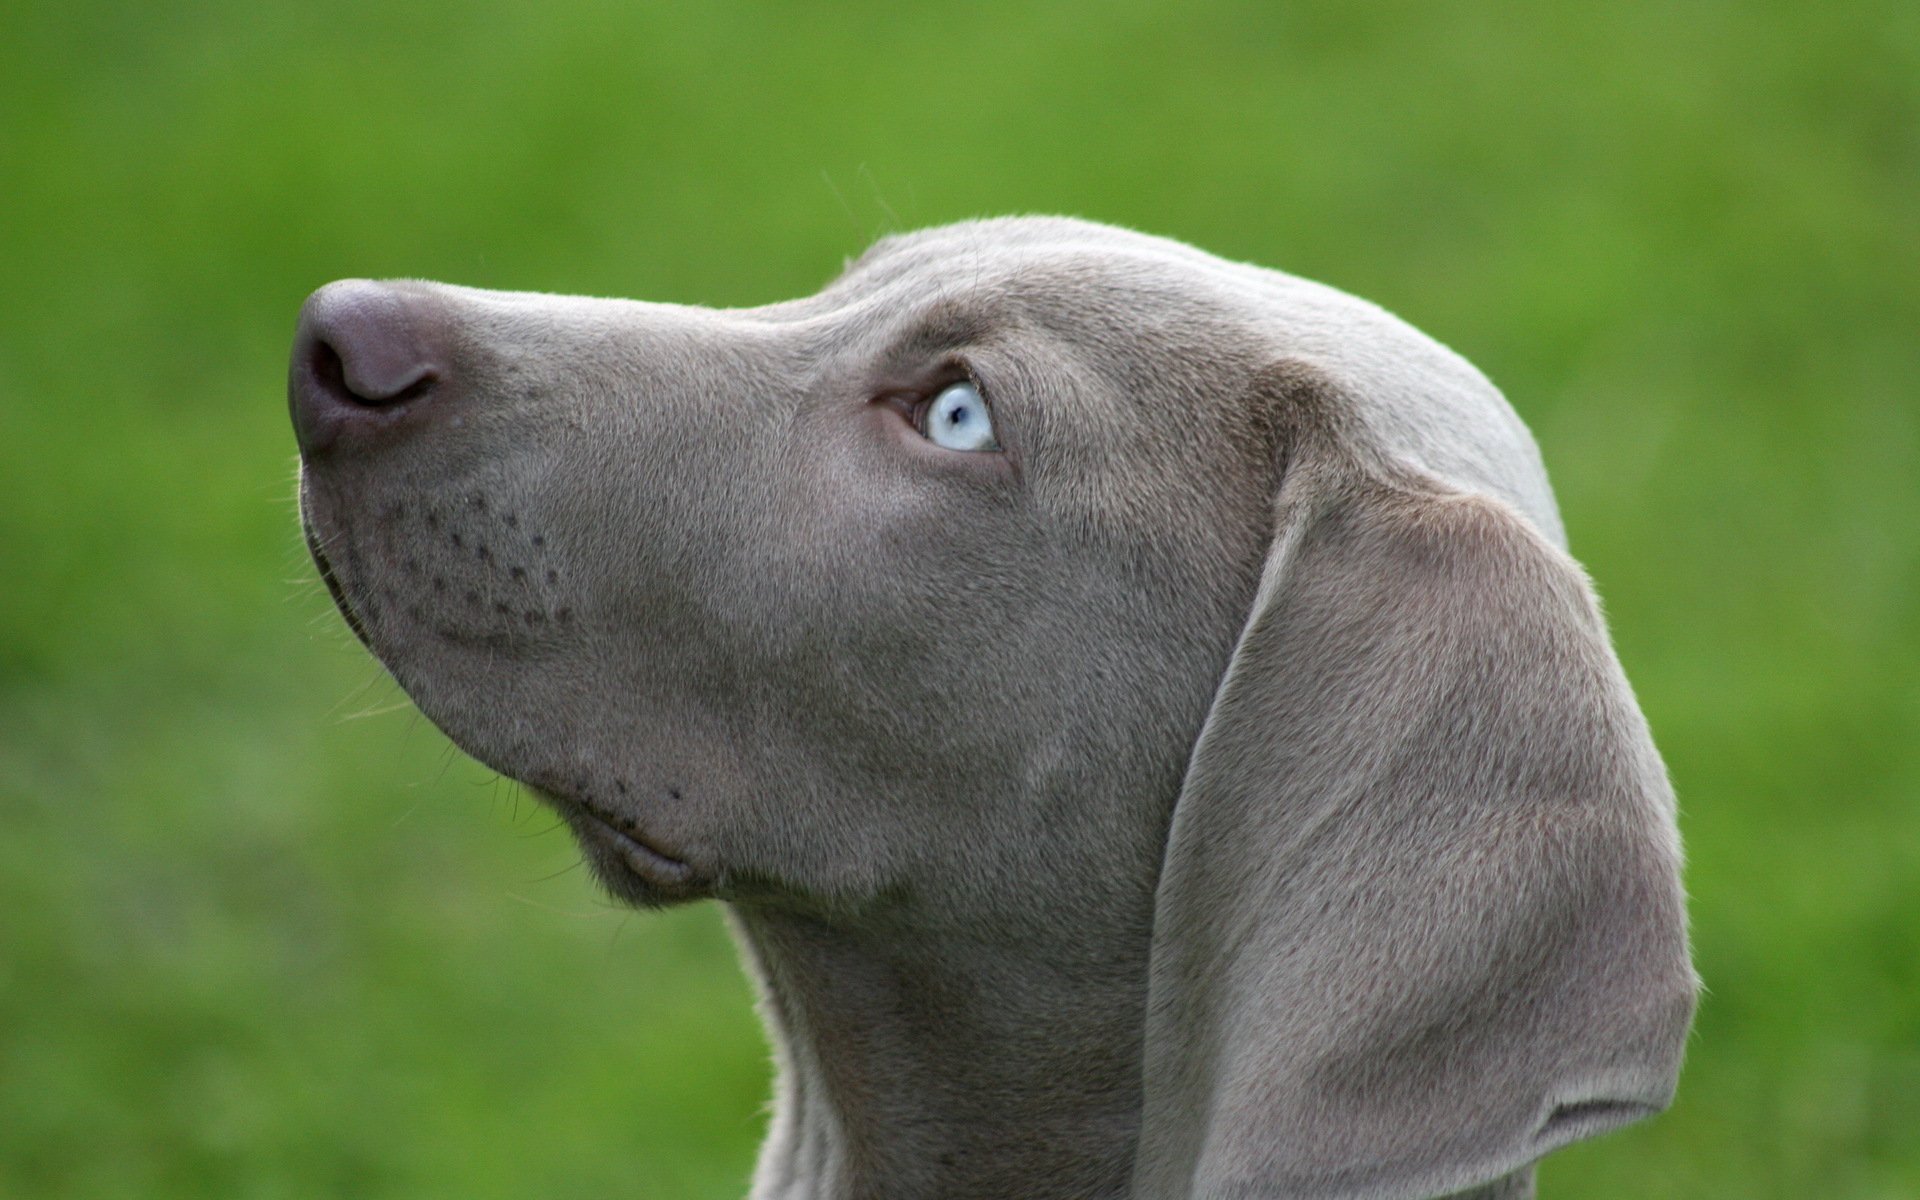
[918,381,999,452]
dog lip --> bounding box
[546,790,699,888]
[303,521,373,649]
[590,811,696,885]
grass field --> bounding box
[2,1,1915,1196]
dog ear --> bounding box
[1131,370,1696,1199]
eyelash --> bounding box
[875,365,988,427]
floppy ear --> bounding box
[1131,375,1696,1200]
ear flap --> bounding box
[1132,379,1696,1200]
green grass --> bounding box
[2,1,1915,1195]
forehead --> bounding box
[822,218,1254,325]
[804,220,1279,548]
[781,219,1272,402]
[761,216,1564,548]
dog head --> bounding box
[293,217,1692,1196]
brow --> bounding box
[875,301,999,375]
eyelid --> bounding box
[932,356,984,399]
[876,358,986,422]
[871,356,1017,472]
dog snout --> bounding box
[289,280,451,456]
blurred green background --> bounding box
[2,1,1914,1196]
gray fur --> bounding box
[292,217,1695,1199]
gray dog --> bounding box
[290,218,1694,1200]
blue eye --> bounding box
[919,381,999,452]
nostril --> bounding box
[290,279,452,454]
[311,331,437,408]
[387,371,438,405]
[310,338,349,400]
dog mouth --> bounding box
[300,487,710,906]
[304,520,373,649]
[538,788,706,901]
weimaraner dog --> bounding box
[290,217,1695,1200]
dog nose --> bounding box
[289,280,449,455]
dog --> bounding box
[290,217,1695,1199]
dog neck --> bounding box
[727,901,1151,1200]
[722,903,1543,1200]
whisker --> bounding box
[501,879,608,918]
[340,697,417,721]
